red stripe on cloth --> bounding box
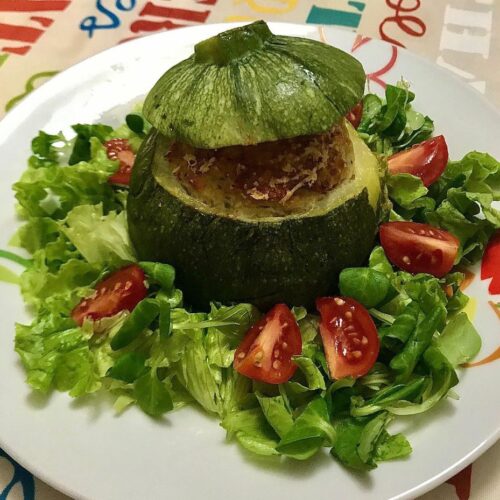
[140,2,210,23]
[2,44,30,54]
[30,16,53,27]
[446,464,472,500]
[0,23,42,42]
[0,0,69,12]
[130,19,188,34]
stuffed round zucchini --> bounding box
[128,21,384,308]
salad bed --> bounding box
[5,82,500,472]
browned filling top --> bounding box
[165,124,351,208]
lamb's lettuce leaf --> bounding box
[434,312,481,367]
[331,412,411,471]
[358,83,434,155]
[277,397,334,460]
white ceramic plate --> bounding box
[0,23,499,500]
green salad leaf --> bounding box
[339,267,391,308]
[277,397,334,460]
[29,131,67,168]
[434,312,482,367]
[134,369,173,417]
[10,93,494,474]
[61,204,135,267]
[221,408,280,456]
[139,262,175,293]
[69,123,113,165]
[15,312,100,396]
[256,393,294,438]
[385,152,500,265]
[358,83,434,155]
[292,355,326,391]
[107,352,148,383]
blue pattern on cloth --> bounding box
[0,448,34,500]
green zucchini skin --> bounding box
[127,130,378,309]
[144,23,365,149]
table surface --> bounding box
[0,1,498,499]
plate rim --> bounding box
[0,22,499,500]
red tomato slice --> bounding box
[380,221,459,278]
[481,231,500,294]
[346,101,363,129]
[71,264,147,326]
[105,139,136,185]
[387,135,448,187]
[233,304,302,384]
[316,297,379,379]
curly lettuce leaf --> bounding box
[15,310,100,397]
[29,130,67,169]
[14,138,121,220]
[60,203,135,267]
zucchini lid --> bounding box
[144,21,366,149]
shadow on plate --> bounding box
[26,389,52,410]
[395,398,457,438]
[233,442,374,488]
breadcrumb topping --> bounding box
[166,124,351,207]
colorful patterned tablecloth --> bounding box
[0,1,499,499]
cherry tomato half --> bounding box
[71,264,147,326]
[388,135,448,187]
[380,221,459,278]
[480,231,500,294]
[316,297,379,380]
[106,139,136,185]
[233,304,302,384]
[346,101,363,129]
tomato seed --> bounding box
[402,256,411,265]
[345,311,352,319]
[282,342,288,349]
[334,298,345,306]
[237,352,246,359]
[352,351,362,359]
[273,360,281,369]
[361,336,368,345]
